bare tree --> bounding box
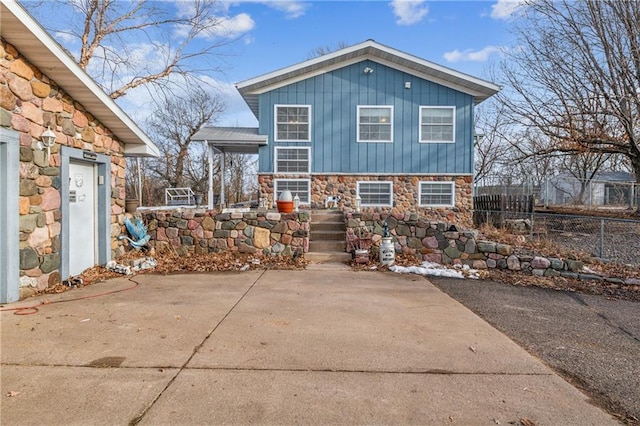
[557,152,611,204]
[308,41,350,59]
[145,89,224,192]
[225,153,258,205]
[473,100,511,182]
[498,0,640,202]
[26,0,235,100]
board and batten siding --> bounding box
[257,59,474,175]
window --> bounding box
[357,181,393,206]
[420,106,455,143]
[357,106,393,142]
[274,179,310,203]
[274,147,310,174]
[419,182,455,207]
[275,105,311,141]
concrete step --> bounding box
[305,261,352,271]
[310,230,345,241]
[312,222,345,232]
[308,240,346,252]
[310,210,344,224]
[305,251,352,264]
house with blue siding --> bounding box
[196,40,499,226]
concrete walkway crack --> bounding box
[570,293,640,344]
[127,269,266,426]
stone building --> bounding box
[0,0,158,302]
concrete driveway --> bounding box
[1,269,619,425]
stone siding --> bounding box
[2,39,128,292]
[259,174,473,227]
[142,210,309,256]
[345,211,589,279]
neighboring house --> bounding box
[0,0,158,302]
[541,171,636,206]
[195,40,499,224]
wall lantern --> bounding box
[355,195,362,212]
[293,194,300,213]
[363,66,374,74]
[38,126,57,162]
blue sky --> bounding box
[24,0,524,127]
[207,0,523,126]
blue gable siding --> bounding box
[258,59,474,174]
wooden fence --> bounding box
[473,194,534,227]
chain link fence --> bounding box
[474,209,640,268]
[475,174,639,209]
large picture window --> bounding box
[419,181,455,207]
[420,106,455,143]
[357,181,393,206]
[275,105,311,141]
[357,106,393,142]
[274,179,310,204]
[274,147,310,174]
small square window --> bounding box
[357,181,393,206]
[274,179,310,204]
[275,105,311,141]
[357,106,393,142]
[420,107,455,143]
[419,182,455,207]
[275,147,310,174]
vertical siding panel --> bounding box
[258,60,476,176]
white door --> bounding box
[68,161,97,276]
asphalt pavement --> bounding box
[430,277,640,425]
[1,269,622,425]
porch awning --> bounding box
[191,127,267,209]
[191,127,267,153]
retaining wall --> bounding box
[141,209,309,257]
[345,211,591,279]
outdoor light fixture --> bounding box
[38,126,56,163]
[293,194,300,213]
[363,66,374,74]
[355,195,361,212]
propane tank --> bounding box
[380,236,395,266]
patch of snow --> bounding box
[389,261,480,279]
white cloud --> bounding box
[211,13,256,38]
[443,45,502,63]
[258,1,309,19]
[390,0,429,26]
[490,0,526,20]
[54,31,76,44]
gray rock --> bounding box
[20,247,40,269]
[476,241,496,253]
[507,255,521,271]
[566,259,584,272]
[531,256,551,269]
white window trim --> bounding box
[274,146,311,174]
[274,178,311,204]
[274,104,312,142]
[356,181,393,207]
[418,181,456,207]
[419,106,456,144]
[357,105,394,143]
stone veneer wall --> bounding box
[1,40,128,291]
[142,210,309,256]
[345,211,593,279]
[258,174,473,227]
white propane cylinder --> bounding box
[380,237,395,266]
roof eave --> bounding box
[235,40,501,117]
